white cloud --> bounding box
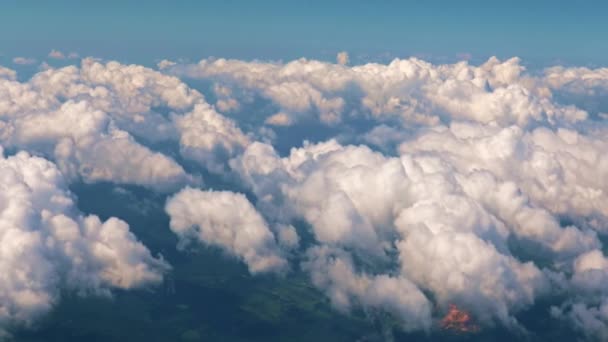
[304,246,432,331]
[157,59,176,70]
[0,148,168,333]
[164,58,351,125]
[0,58,254,189]
[399,122,608,231]
[3,53,608,336]
[48,49,65,59]
[165,188,287,274]
[228,134,605,331]
[12,57,36,65]
[336,51,349,66]
[0,99,193,191]
[264,112,292,126]
[47,50,78,60]
[0,67,16,81]
[174,103,250,172]
[164,56,587,128]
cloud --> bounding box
[0,67,16,81]
[164,58,350,125]
[304,246,432,331]
[3,54,608,336]
[173,103,250,173]
[225,106,608,332]
[162,56,608,336]
[265,112,292,126]
[48,50,79,60]
[0,58,253,189]
[552,299,608,341]
[399,122,608,233]
[12,57,36,65]
[336,51,349,66]
[0,98,193,191]
[228,139,563,329]
[362,124,412,153]
[0,148,168,334]
[48,49,65,59]
[163,56,587,129]
[157,59,176,70]
[165,188,287,274]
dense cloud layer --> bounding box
[3,55,608,338]
[160,56,608,337]
[0,59,251,190]
[163,56,591,129]
[0,148,167,336]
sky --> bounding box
[1,0,607,66]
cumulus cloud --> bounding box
[399,122,608,233]
[3,54,608,337]
[47,50,78,60]
[48,49,65,59]
[265,112,292,126]
[225,116,608,333]
[164,56,608,336]
[157,59,176,70]
[165,188,286,274]
[0,67,16,81]
[336,51,349,66]
[164,58,349,125]
[12,57,36,65]
[552,299,608,341]
[0,58,252,189]
[0,148,168,334]
[173,103,250,173]
[304,246,432,331]
[228,139,561,328]
[163,55,588,129]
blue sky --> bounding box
[1,0,606,66]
